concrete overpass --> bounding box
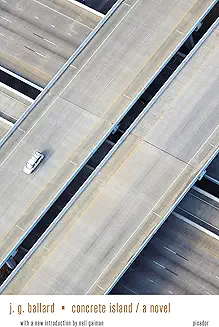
[0,0,215,272]
[1,12,218,294]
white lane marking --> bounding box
[67,0,104,19]
[209,143,215,147]
[126,26,136,39]
[2,0,6,2]
[70,30,79,36]
[35,51,47,58]
[123,2,131,6]
[216,276,219,280]
[153,212,162,218]
[35,16,39,19]
[70,64,78,70]
[153,261,165,269]
[0,16,12,23]
[168,290,173,294]
[205,291,211,295]
[44,38,56,46]
[85,121,219,294]
[140,33,150,46]
[105,76,115,89]
[122,94,132,100]
[41,245,49,251]
[175,29,184,35]
[121,284,138,294]
[16,225,24,231]
[68,33,72,36]
[18,127,25,133]
[97,284,105,291]
[92,68,102,81]
[149,279,154,283]
[0,32,4,36]
[18,8,22,11]
[51,24,55,28]
[164,246,176,255]
[32,0,92,30]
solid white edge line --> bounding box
[192,185,219,203]
[67,0,105,18]
[0,82,34,103]
[0,117,14,127]
[173,212,219,241]
[0,66,43,91]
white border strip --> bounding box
[173,212,219,241]
[0,66,43,91]
[192,185,219,203]
[0,82,34,103]
[67,0,105,18]
[0,117,14,127]
[205,174,219,186]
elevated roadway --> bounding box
[0,0,215,272]
[0,0,101,86]
[1,14,219,295]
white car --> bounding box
[23,151,44,174]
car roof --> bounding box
[27,151,42,165]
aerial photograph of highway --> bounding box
[0,0,218,295]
